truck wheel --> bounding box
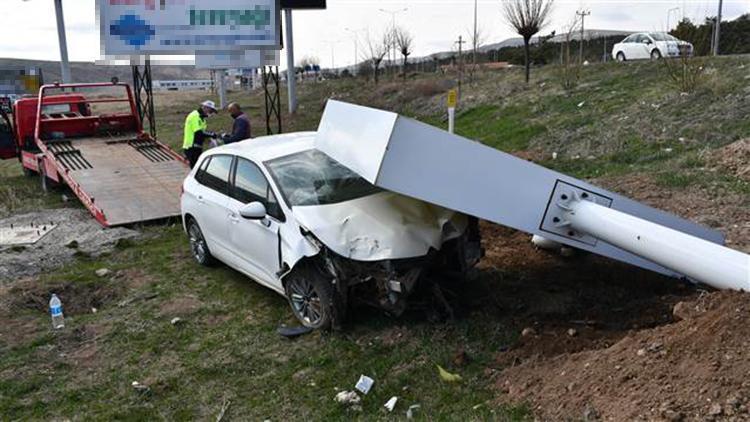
[39,166,59,193]
[187,219,215,266]
[284,267,337,330]
[22,166,36,177]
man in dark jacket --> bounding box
[222,103,252,144]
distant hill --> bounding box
[0,58,211,85]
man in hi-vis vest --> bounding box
[183,100,218,168]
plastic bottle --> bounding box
[49,294,64,329]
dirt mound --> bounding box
[715,139,750,182]
[0,209,137,283]
[496,291,750,421]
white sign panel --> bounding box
[98,0,281,56]
[195,50,280,69]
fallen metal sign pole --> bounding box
[315,100,750,291]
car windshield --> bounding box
[265,149,382,207]
[649,33,678,42]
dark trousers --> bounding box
[184,147,203,169]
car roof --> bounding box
[206,131,316,163]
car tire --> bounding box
[651,49,662,60]
[616,52,626,62]
[284,266,336,330]
[22,166,36,178]
[187,218,216,267]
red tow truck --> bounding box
[0,82,189,226]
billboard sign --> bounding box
[281,0,326,9]
[98,0,281,56]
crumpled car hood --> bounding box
[292,191,468,261]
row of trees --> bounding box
[361,25,414,83]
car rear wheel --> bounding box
[651,49,662,60]
[284,267,336,330]
[187,219,215,266]
[616,52,626,62]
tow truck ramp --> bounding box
[46,136,187,226]
[315,100,749,289]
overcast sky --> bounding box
[0,0,747,69]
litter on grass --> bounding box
[355,375,374,394]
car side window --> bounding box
[232,157,284,221]
[196,154,233,195]
[623,35,634,43]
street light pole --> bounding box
[23,0,71,82]
[284,9,297,114]
[345,27,365,74]
[53,0,71,83]
[667,7,680,31]
[472,0,478,67]
[712,0,723,56]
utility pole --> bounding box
[284,9,297,114]
[455,35,466,103]
[576,10,591,64]
[32,0,71,83]
[712,0,723,56]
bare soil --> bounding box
[714,138,750,182]
[0,209,137,283]
[479,173,750,421]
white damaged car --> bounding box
[181,133,482,329]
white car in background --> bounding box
[180,133,482,330]
[612,32,693,62]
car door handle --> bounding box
[229,212,240,223]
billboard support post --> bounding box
[262,66,282,135]
[284,9,297,114]
[132,58,156,138]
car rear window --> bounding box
[195,154,233,194]
[265,149,382,207]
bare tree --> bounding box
[502,0,554,83]
[393,26,414,80]
[364,30,390,84]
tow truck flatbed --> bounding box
[2,82,190,227]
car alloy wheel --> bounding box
[188,220,213,266]
[651,49,662,60]
[616,52,626,62]
[288,276,325,327]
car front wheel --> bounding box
[187,218,215,266]
[616,52,626,62]
[284,267,336,330]
[651,49,662,60]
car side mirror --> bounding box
[643,39,652,44]
[239,201,267,220]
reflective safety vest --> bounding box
[183,109,207,149]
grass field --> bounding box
[1,56,749,420]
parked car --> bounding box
[181,133,482,329]
[612,32,693,62]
